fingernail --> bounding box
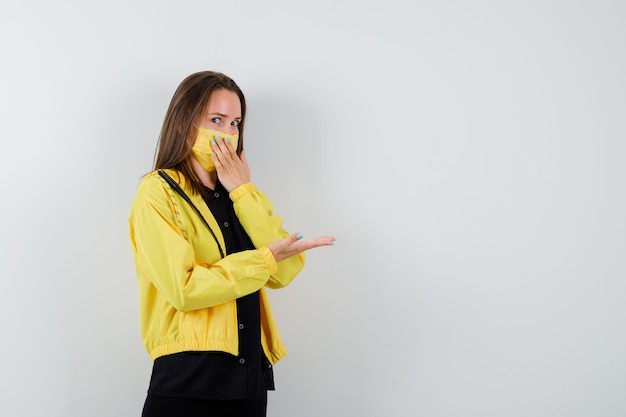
[211,152,216,158]
[215,135,221,140]
[296,233,303,239]
[225,137,230,143]
[211,140,216,146]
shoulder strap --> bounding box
[157,170,225,258]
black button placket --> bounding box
[203,181,269,396]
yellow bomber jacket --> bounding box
[129,169,304,363]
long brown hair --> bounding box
[153,71,247,195]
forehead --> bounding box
[205,89,241,115]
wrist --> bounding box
[229,182,255,201]
[260,246,278,274]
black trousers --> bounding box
[142,392,267,417]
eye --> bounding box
[210,117,222,124]
[231,120,240,127]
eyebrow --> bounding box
[209,112,242,119]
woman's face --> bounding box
[198,88,242,135]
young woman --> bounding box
[129,71,334,416]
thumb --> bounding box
[290,232,304,242]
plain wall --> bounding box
[1,0,625,415]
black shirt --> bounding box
[147,180,275,400]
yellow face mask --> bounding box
[191,127,239,172]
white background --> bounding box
[1,0,625,416]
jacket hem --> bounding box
[149,340,238,361]
[148,340,287,364]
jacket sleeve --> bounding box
[229,183,305,289]
[129,176,278,312]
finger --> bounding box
[300,235,336,249]
[218,136,238,159]
[280,233,303,252]
[211,137,230,159]
[223,137,237,156]
[210,138,222,158]
[318,235,336,245]
[211,150,222,169]
[272,233,300,251]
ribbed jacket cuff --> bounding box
[259,247,278,275]
[229,182,255,201]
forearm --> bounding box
[138,247,278,311]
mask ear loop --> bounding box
[157,170,225,259]
[184,122,199,150]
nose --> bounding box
[224,125,238,135]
